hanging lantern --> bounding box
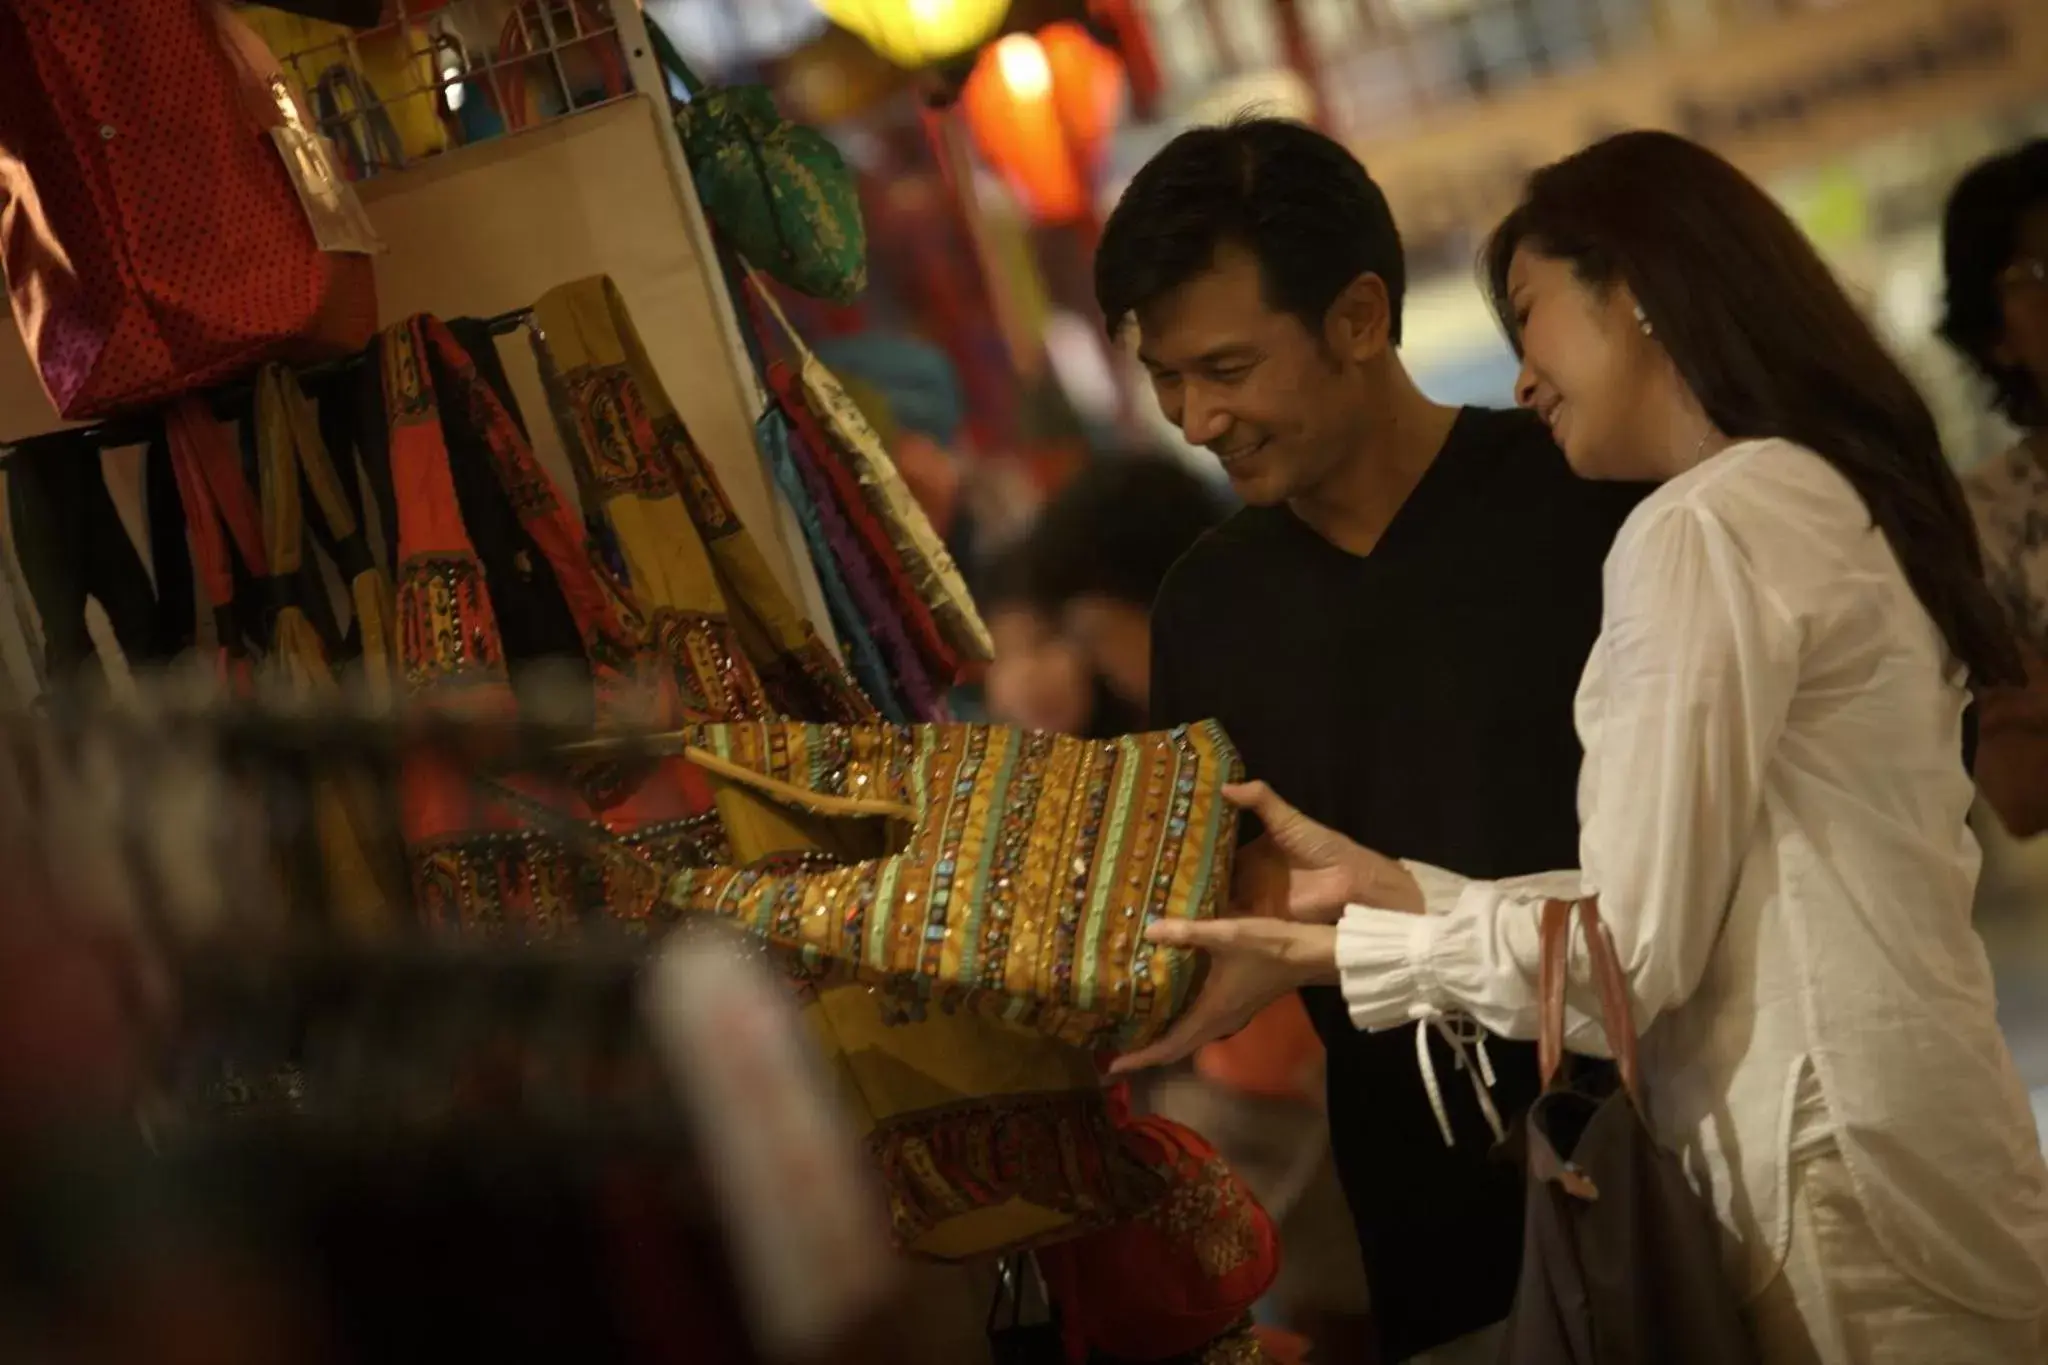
[960,22,1125,226]
[814,0,1012,69]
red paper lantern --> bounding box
[961,22,1125,226]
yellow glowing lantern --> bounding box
[814,0,1014,69]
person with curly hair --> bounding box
[1940,138,2048,837]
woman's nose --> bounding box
[1513,360,1541,410]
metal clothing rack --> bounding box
[0,304,536,460]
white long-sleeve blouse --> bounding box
[1334,438,2048,1314]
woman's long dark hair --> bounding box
[1482,130,2021,688]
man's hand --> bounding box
[1108,918,1338,1075]
[1225,781,1422,920]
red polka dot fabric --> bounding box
[0,1,377,421]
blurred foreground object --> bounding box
[0,688,901,1365]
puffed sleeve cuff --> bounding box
[1337,880,1517,1033]
[1335,906,1440,1031]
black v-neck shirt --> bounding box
[1148,407,1644,1361]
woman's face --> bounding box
[1506,245,1667,480]
[1996,202,2048,421]
[985,607,1095,736]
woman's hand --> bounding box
[1224,781,1423,921]
[1107,917,1339,1075]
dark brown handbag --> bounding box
[1499,897,1762,1365]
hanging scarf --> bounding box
[755,405,904,720]
[166,398,271,694]
[774,377,938,717]
[526,275,870,726]
[255,365,400,707]
[770,359,951,717]
[749,275,990,664]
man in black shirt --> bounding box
[1096,119,1641,1362]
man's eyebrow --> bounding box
[1139,344,1259,369]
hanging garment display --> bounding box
[378,313,728,927]
[527,275,870,726]
[652,17,869,304]
[0,1,378,419]
[753,278,992,664]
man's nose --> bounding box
[1178,385,1231,447]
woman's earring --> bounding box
[1633,303,1653,337]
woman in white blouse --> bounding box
[1114,131,2048,1361]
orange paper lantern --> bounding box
[961,22,1125,226]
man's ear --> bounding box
[1324,272,1392,363]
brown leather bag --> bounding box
[1500,897,1762,1364]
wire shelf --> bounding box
[239,0,638,181]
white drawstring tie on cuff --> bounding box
[1414,1010,1507,1149]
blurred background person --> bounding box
[977,544,1138,738]
[1941,139,2048,840]
[1023,452,1229,713]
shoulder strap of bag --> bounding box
[1538,895,1642,1105]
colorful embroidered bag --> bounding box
[654,720,1242,1052]
[652,19,867,305]
[0,1,378,419]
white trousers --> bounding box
[1748,1146,2048,1364]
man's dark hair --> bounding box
[1939,139,2048,429]
[1093,115,1406,345]
[1024,454,1229,611]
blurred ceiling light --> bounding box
[643,0,826,73]
[814,0,1014,68]
[995,29,1054,99]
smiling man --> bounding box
[1097,118,1642,1364]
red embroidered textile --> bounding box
[1037,1113,1281,1362]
